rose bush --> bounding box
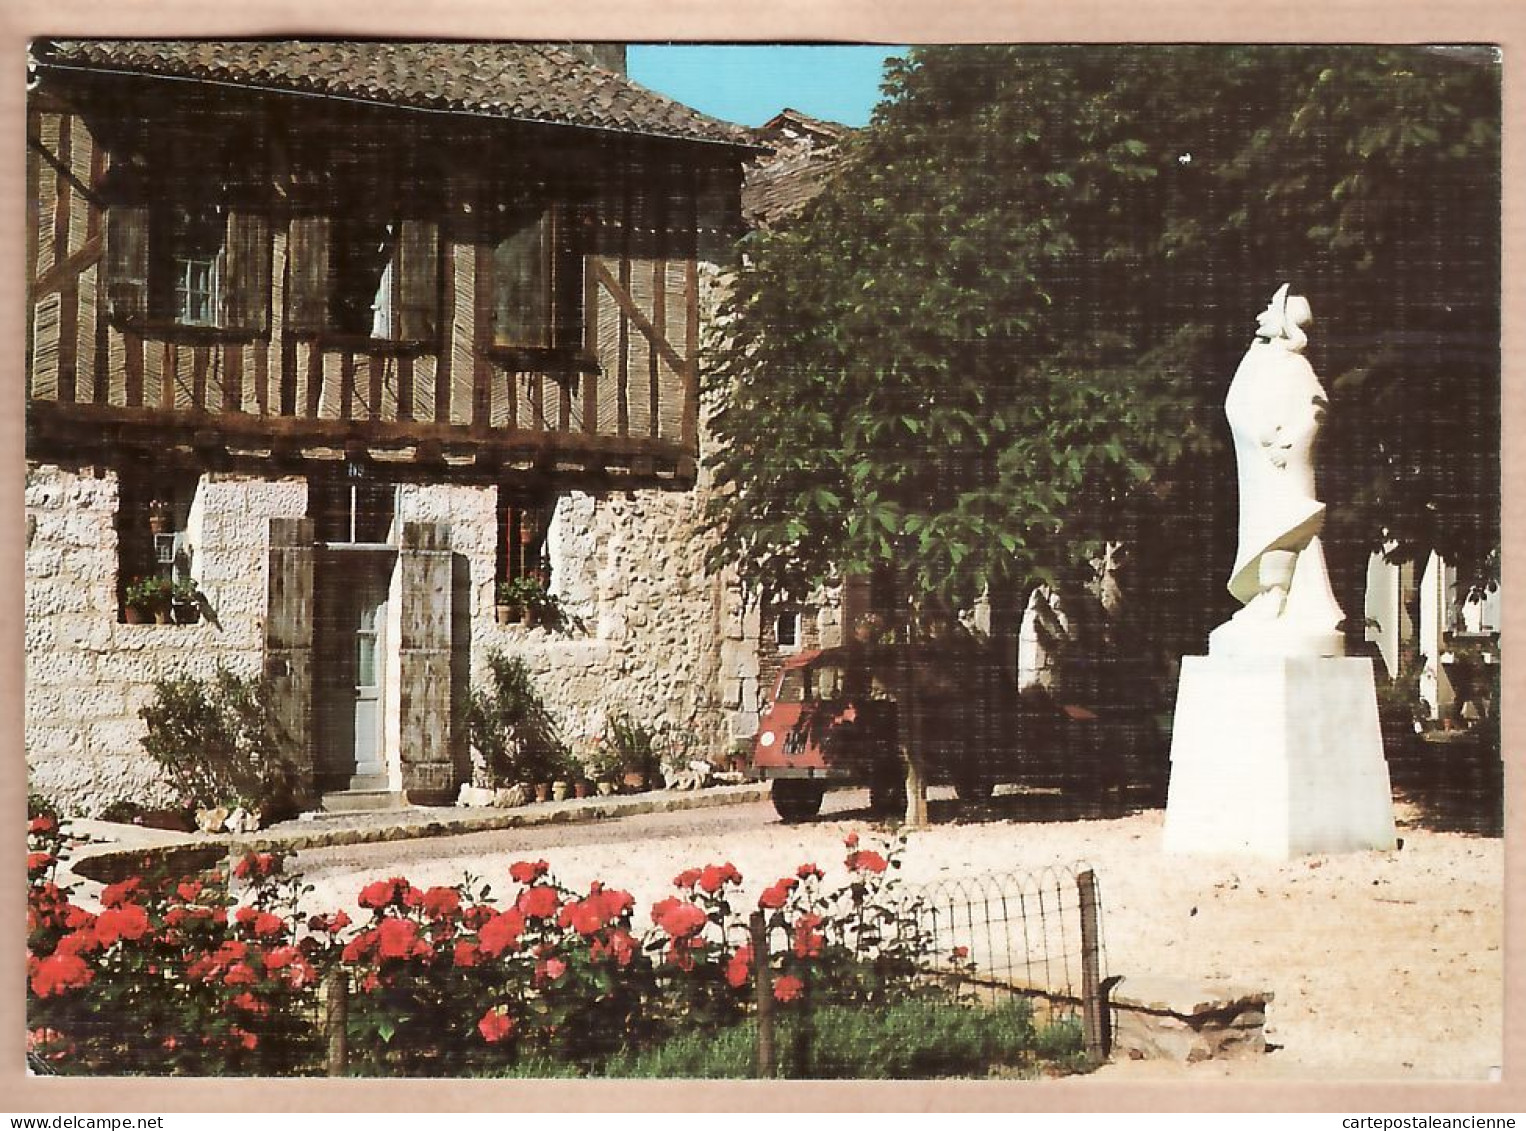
[28,822,950,1077]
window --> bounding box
[775,610,802,652]
[309,465,397,545]
[106,200,268,333]
[488,201,584,352]
[496,487,556,590]
[287,215,438,343]
[115,469,198,622]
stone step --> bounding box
[320,790,407,814]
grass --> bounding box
[492,996,1091,1079]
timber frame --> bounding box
[26,64,748,486]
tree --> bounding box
[704,45,1500,656]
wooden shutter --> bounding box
[493,209,550,347]
[394,219,439,342]
[105,204,150,322]
[551,203,586,350]
[222,210,271,333]
[286,215,330,334]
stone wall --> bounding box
[402,480,736,772]
[25,464,307,814]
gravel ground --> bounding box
[284,785,1503,1083]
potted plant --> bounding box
[171,578,202,625]
[501,575,547,627]
[495,581,521,626]
[126,576,173,624]
[607,712,663,792]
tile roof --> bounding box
[743,108,854,228]
[35,39,760,149]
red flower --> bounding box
[230,992,269,1015]
[845,849,888,874]
[341,930,378,963]
[263,946,300,970]
[651,896,708,938]
[94,904,149,946]
[230,1027,258,1051]
[673,867,703,890]
[175,880,203,903]
[233,852,281,880]
[62,904,95,931]
[558,885,635,936]
[376,917,423,961]
[309,910,352,935]
[758,877,797,909]
[698,863,741,894]
[421,886,461,919]
[516,885,561,920]
[453,941,480,968]
[29,953,92,998]
[29,816,57,835]
[53,930,100,959]
[591,927,637,967]
[478,1007,515,1043]
[535,955,568,984]
[773,974,804,1003]
[844,832,859,849]
[951,946,970,960]
[358,877,410,910]
[478,909,527,957]
[27,852,54,874]
[796,863,824,880]
[100,877,141,908]
[223,962,258,987]
[792,913,825,959]
[725,944,753,989]
[509,860,549,886]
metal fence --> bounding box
[903,864,1107,1054]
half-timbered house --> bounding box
[24,40,760,813]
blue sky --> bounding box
[626,45,905,128]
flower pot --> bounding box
[596,780,617,797]
[495,605,515,626]
[533,782,551,803]
[124,606,146,625]
[551,781,571,802]
[523,606,540,628]
[152,608,171,625]
[172,603,200,625]
[573,781,590,799]
[621,770,647,792]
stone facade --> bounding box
[25,465,306,812]
[25,457,754,815]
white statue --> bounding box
[1209,284,1345,657]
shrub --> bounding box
[605,713,661,779]
[138,667,303,821]
[466,651,570,785]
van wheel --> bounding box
[772,780,825,823]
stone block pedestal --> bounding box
[1163,654,1396,858]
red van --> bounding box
[751,641,1167,821]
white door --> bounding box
[317,555,392,791]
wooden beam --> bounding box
[338,350,354,421]
[57,279,78,404]
[397,353,414,422]
[254,336,269,415]
[616,257,630,436]
[593,260,688,383]
[582,255,598,434]
[27,398,693,464]
[651,257,664,438]
[473,243,494,435]
[124,329,144,407]
[683,257,700,452]
[223,344,243,413]
[32,235,103,299]
[368,354,384,422]
[191,345,209,411]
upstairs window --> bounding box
[487,200,584,353]
[287,215,439,344]
[106,201,268,334]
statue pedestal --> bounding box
[1163,655,1397,858]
